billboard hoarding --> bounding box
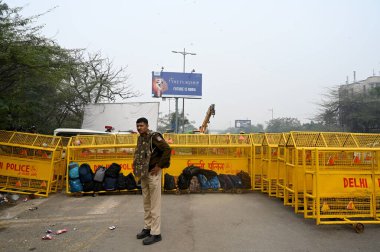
[152,71,202,99]
[235,120,251,128]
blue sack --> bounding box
[197,174,210,190]
[68,162,79,179]
[69,179,83,192]
[208,176,220,190]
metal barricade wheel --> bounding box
[236,188,242,194]
[354,223,364,233]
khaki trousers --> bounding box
[141,169,162,235]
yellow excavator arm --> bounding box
[199,104,215,133]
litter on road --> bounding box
[55,229,68,235]
[41,235,53,240]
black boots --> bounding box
[143,234,162,245]
[137,229,162,245]
[136,229,150,239]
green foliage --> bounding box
[55,51,139,130]
[0,2,139,133]
[316,85,380,133]
[338,87,380,132]
[158,112,196,133]
[222,123,264,134]
[0,2,73,132]
[314,87,341,128]
[299,121,341,132]
[266,117,301,133]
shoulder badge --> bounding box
[156,135,163,141]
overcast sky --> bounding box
[12,0,380,130]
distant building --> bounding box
[338,75,380,132]
[339,76,380,97]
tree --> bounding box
[266,117,301,133]
[55,51,140,129]
[339,87,380,132]
[299,121,340,132]
[157,112,196,133]
[0,2,74,132]
[222,123,264,134]
[313,87,343,132]
[0,2,140,133]
[316,85,380,132]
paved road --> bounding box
[1,191,380,252]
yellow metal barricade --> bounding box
[284,132,361,212]
[375,154,380,218]
[261,133,283,196]
[251,133,264,190]
[284,142,296,208]
[304,147,380,231]
[66,134,138,194]
[163,133,253,191]
[57,136,70,190]
[276,133,289,199]
[352,133,380,148]
[0,130,64,197]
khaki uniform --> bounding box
[139,132,171,235]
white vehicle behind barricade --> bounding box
[54,128,109,137]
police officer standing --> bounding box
[133,117,171,245]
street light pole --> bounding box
[269,108,274,120]
[172,48,196,133]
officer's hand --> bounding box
[150,165,161,176]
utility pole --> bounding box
[269,108,274,120]
[172,48,196,133]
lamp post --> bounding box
[269,108,274,120]
[172,48,196,133]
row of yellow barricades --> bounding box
[1,129,380,231]
[0,130,254,198]
[257,131,380,231]
[64,133,253,193]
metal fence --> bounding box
[284,132,380,213]
[276,133,289,199]
[163,133,252,177]
[261,133,283,196]
[0,131,65,197]
[303,147,380,231]
[65,133,253,193]
[251,133,264,190]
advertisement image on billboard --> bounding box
[152,71,202,98]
